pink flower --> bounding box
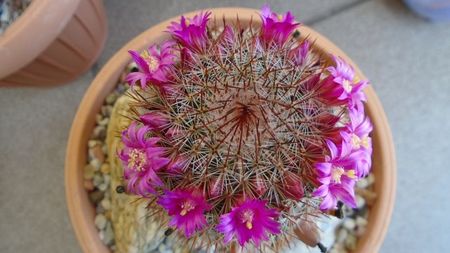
[140,112,169,130]
[126,41,176,89]
[119,122,170,196]
[260,4,299,46]
[158,189,212,238]
[326,56,368,108]
[217,199,281,247]
[313,140,359,210]
[290,40,310,66]
[167,12,211,52]
[341,104,373,177]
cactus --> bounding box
[117,5,373,252]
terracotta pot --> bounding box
[0,0,107,87]
[65,8,396,253]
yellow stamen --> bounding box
[342,79,353,93]
[180,201,195,216]
[246,221,253,230]
[351,134,361,149]
[277,14,283,21]
[331,167,345,184]
[361,136,369,149]
[241,210,254,230]
[141,50,159,72]
[128,149,147,172]
[346,170,356,179]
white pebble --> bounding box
[101,199,111,210]
[336,228,348,243]
[343,218,356,230]
[356,216,368,227]
[345,234,357,251]
[356,195,365,209]
[95,214,107,230]
[90,159,101,170]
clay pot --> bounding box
[0,0,107,87]
[65,8,396,253]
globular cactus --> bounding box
[118,5,373,252]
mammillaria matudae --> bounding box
[118,5,373,252]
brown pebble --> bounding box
[105,210,112,219]
[83,180,95,191]
[91,145,105,163]
[356,188,377,206]
[89,191,105,204]
[100,164,111,174]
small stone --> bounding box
[98,117,109,126]
[95,114,103,124]
[88,140,100,148]
[116,83,127,94]
[357,188,377,206]
[345,234,357,251]
[367,173,375,186]
[98,183,108,191]
[98,230,105,240]
[355,225,367,237]
[95,214,107,230]
[116,185,126,193]
[92,126,106,140]
[343,218,356,230]
[329,246,348,253]
[355,216,368,227]
[104,174,111,185]
[356,178,369,188]
[89,159,101,170]
[83,180,94,191]
[90,145,105,163]
[158,243,167,252]
[101,198,111,210]
[103,222,115,246]
[83,164,95,180]
[96,204,105,214]
[105,210,112,219]
[102,144,108,155]
[100,164,110,174]
[356,195,365,209]
[336,228,348,243]
[89,191,104,204]
[106,92,118,105]
[127,62,138,72]
[92,174,104,187]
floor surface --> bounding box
[1,0,449,252]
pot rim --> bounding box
[65,7,396,253]
[0,0,81,79]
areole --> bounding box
[65,8,396,253]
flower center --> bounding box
[180,200,196,216]
[331,166,356,184]
[141,51,160,72]
[241,209,255,230]
[351,134,369,149]
[128,149,147,172]
[342,79,353,93]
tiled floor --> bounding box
[1,0,449,252]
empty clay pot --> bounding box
[0,0,107,87]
